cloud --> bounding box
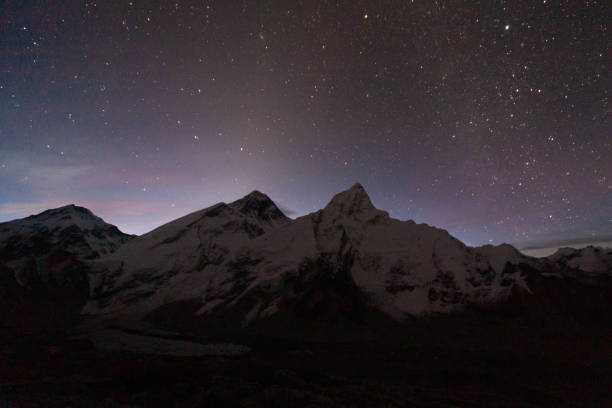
[519,235,612,251]
[27,164,92,186]
[1,154,93,188]
[520,240,612,258]
[276,203,297,217]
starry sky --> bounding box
[0,0,610,251]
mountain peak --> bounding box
[242,190,269,200]
[229,190,289,223]
[324,183,376,215]
[34,204,96,219]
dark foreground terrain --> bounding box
[2,312,612,408]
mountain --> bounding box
[0,205,133,331]
[547,245,612,276]
[2,189,611,406]
[191,184,534,322]
[500,245,612,328]
[3,186,610,337]
[85,184,548,335]
[83,191,291,316]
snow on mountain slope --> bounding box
[0,205,133,330]
[84,191,291,315]
[547,246,612,275]
[0,204,132,287]
[4,188,608,335]
[0,205,130,256]
[193,183,533,323]
[473,243,536,275]
[86,184,535,327]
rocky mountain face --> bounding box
[85,184,585,335]
[1,186,610,336]
[547,245,612,276]
[2,187,611,407]
[0,205,133,331]
[83,191,291,316]
[173,185,532,325]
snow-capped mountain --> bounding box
[0,204,132,287]
[0,184,612,334]
[0,204,133,330]
[84,191,291,315]
[85,184,542,328]
[179,184,538,322]
[547,246,612,276]
[2,186,611,335]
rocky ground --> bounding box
[2,311,611,408]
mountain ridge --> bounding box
[78,184,610,334]
[1,185,610,336]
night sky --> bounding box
[1,1,610,250]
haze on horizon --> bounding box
[0,185,610,258]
